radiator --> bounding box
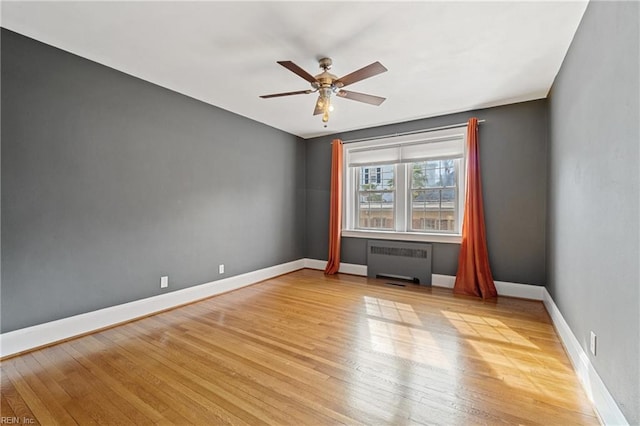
[366,240,432,286]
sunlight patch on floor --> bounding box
[363,296,451,369]
[441,310,538,349]
[366,319,451,370]
[466,338,562,400]
[364,296,422,326]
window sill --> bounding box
[341,229,462,244]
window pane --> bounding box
[357,165,395,230]
[380,166,394,190]
[410,159,458,233]
[427,160,444,188]
[358,192,394,229]
[411,163,427,188]
[411,189,439,231]
[442,188,455,208]
[359,165,394,191]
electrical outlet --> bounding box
[219,264,225,274]
[590,331,597,356]
[160,276,169,289]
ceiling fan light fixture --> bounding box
[322,96,333,122]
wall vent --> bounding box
[367,240,432,286]
[369,246,430,259]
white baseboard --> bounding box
[303,258,330,272]
[303,258,368,276]
[432,273,457,288]
[493,279,545,300]
[543,289,628,425]
[433,274,544,300]
[0,259,305,358]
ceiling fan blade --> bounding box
[277,61,318,84]
[260,89,312,99]
[313,96,324,115]
[334,61,387,88]
[337,90,386,106]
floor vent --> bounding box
[367,240,432,286]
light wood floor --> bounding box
[1,269,599,425]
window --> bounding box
[343,127,466,243]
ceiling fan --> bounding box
[260,58,387,124]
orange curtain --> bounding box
[454,118,497,298]
[325,139,343,275]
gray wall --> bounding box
[547,2,639,423]
[306,100,548,285]
[1,29,306,332]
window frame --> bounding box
[342,127,467,244]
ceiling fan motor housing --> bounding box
[314,71,338,90]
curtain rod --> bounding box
[342,119,485,144]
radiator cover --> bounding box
[366,240,433,286]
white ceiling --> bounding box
[1,1,588,139]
